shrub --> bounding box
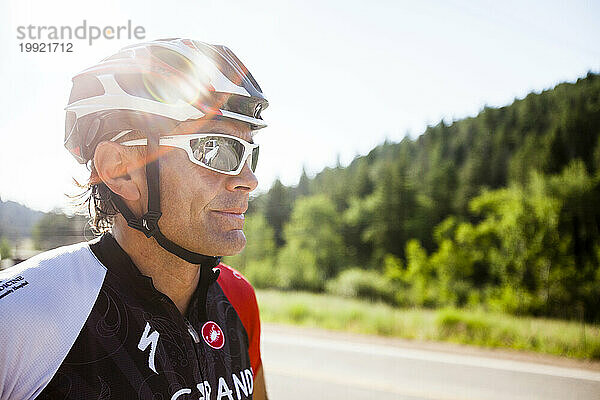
[435,308,492,342]
[325,268,396,304]
[287,303,310,322]
[277,245,324,291]
[0,237,12,260]
[242,259,279,289]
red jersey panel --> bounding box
[216,263,262,377]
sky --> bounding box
[0,0,598,212]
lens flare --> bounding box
[142,49,212,106]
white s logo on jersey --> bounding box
[138,322,160,374]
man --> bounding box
[0,39,269,400]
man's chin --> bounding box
[210,230,247,257]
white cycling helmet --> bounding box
[65,38,268,164]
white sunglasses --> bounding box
[115,132,259,176]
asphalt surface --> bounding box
[260,324,600,400]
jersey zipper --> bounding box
[185,318,201,343]
[155,292,206,386]
[186,316,209,398]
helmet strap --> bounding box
[109,130,221,268]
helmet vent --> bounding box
[114,73,156,101]
[68,75,105,104]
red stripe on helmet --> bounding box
[192,100,222,116]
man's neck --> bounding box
[112,219,201,315]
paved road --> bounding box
[260,324,600,400]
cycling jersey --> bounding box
[0,233,261,400]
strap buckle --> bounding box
[128,211,162,238]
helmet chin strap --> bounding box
[109,130,222,269]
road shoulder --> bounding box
[262,322,600,372]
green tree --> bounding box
[0,237,12,260]
[420,160,600,320]
[277,195,346,290]
[403,239,438,307]
[360,160,420,262]
[264,179,293,247]
[296,167,311,198]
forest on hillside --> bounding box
[227,72,600,322]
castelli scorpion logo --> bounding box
[201,321,225,349]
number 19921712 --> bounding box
[19,42,73,52]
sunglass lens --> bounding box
[190,136,245,172]
[251,146,259,172]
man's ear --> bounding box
[94,141,144,202]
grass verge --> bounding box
[256,289,600,360]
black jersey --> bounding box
[0,233,262,400]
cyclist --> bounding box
[0,38,269,400]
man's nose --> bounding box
[226,159,258,192]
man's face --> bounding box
[149,118,258,257]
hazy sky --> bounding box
[0,0,598,212]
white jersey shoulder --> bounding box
[0,242,107,400]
